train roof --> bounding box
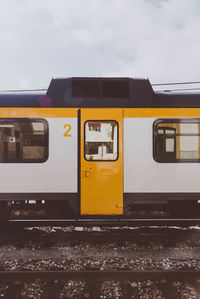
[0,77,200,108]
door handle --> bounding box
[83,168,92,178]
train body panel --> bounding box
[124,117,200,193]
[1,108,200,195]
[0,109,78,194]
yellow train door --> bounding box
[80,108,123,215]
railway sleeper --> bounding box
[4,282,24,299]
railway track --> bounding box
[1,226,200,297]
[0,226,200,244]
[1,270,200,298]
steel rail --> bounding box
[7,218,200,227]
[0,270,200,282]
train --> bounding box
[0,77,200,226]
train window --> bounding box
[84,120,118,161]
[0,119,48,163]
[154,119,200,162]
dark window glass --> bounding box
[4,127,11,136]
[102,79,129,98]
[72,79,100,97]
[154,119,200,162]
[0,119,48,163]
[72,78,129,98]
[15,130,20,138]
[85,120,118,161]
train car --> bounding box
[0,77,200,226]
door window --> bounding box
[84,120,118,161]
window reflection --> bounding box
[154,120,200,162]
[85,121,118,161]
[0,119,47,162]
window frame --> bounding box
[153,118,200,163]
[0,118,48,163]
[84,120,119,162]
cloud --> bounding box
[0,0,199,89]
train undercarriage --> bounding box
[0,199,200,227]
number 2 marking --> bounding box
[64,124,72,137]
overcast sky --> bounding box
[0,0,200,89]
